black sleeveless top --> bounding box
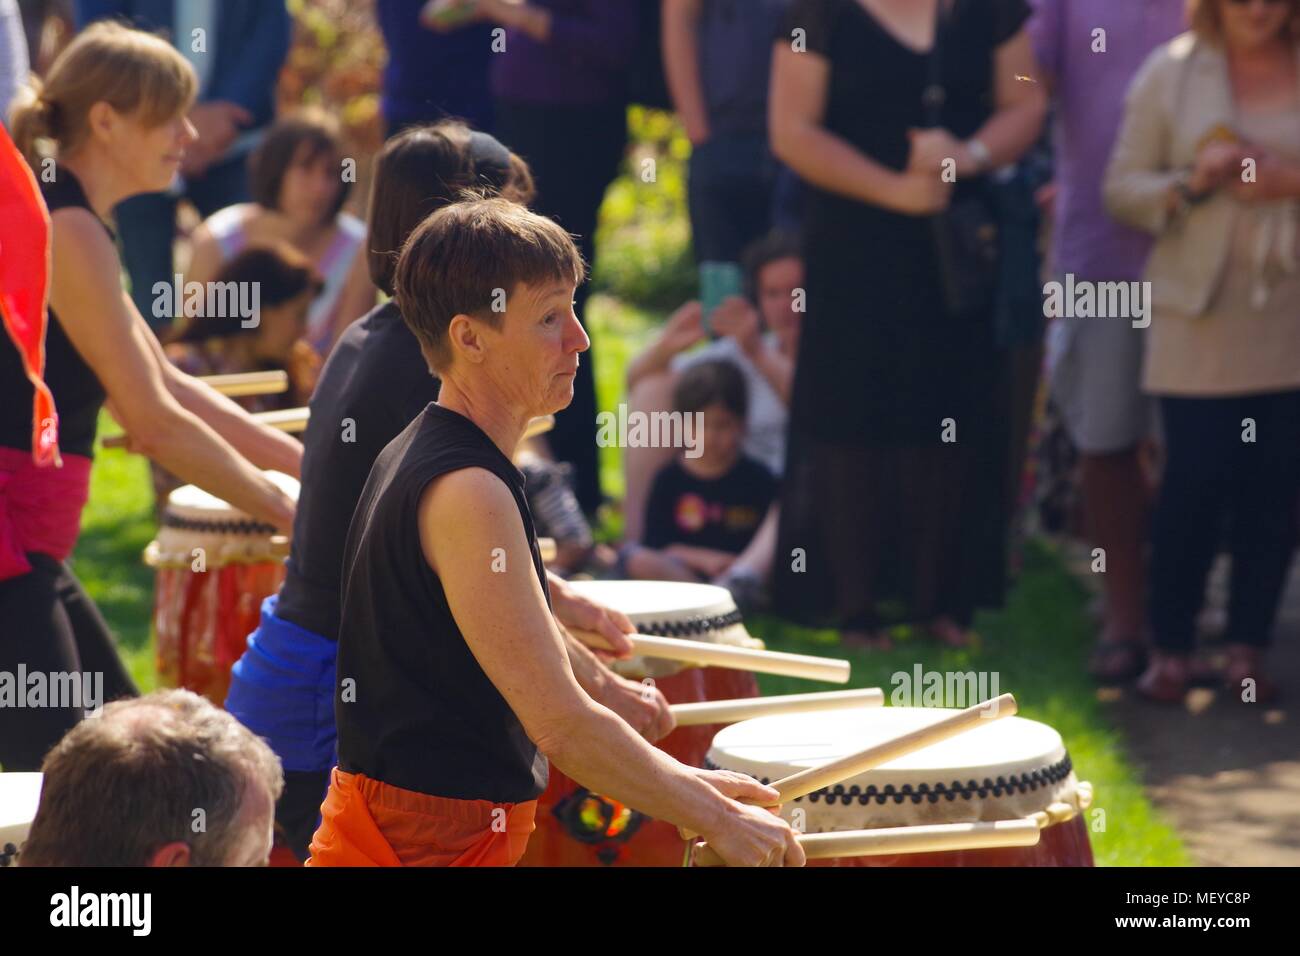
[335,403,550,802]
[276,301,439,639]
[0,169,109,459]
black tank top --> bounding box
[0,168,109,459]
[335,402,550,802]
[276,301,439,639]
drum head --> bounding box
[0,772,43,862]
[166,470,301,518]
[150,471,300,568]
[709,707,1078,829]
[565,580,736,624]
[564,580,758,679]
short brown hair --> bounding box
[674,359,749,421]
[394,198,585,372]
[1187,0,1300,44]
[8,20,197,169]
[248,108,350,223]
[367,121,536,295]
[20,689,283,867]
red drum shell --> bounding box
[154,560,285,706]
[519,666,759,867]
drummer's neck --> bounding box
[435,381,527,460]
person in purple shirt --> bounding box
[376,0,495,133]
[1029,0,1186,683]
[428,0,640,515]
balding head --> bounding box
[20,689,282,867]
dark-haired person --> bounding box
[625,360,778,588]
[151,243,323,508]
[0,22,299,773]
[307,197,802,867]
[188,108,371,357]
[21,689,282,866]
[225,122,671,862]
[75,0,292,334]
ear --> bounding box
[446,313,486,365]
[148,842,192,867]
[85,101,121,146]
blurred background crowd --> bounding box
[3,0,1297,710]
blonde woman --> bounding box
[0,22,300,770]
[1104,0,1300,703]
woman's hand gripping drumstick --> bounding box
[689,693,1018,865]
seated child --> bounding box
[625,360,776,584]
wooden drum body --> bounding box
[520,580,761,867]
[147,472,298,706]
[707,707,1095,867]
[0,772,42,868]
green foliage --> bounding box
[592,108,697,312]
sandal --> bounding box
[1136,659,1189,705]
[1224,661,1279,705]
[1088,641,1147,683]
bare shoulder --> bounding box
[50,209,123,289]
[419,466,520,531]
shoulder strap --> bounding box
[924,0,951,128]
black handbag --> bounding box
[925,0,1000,316]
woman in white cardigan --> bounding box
[1104,0,1300,704]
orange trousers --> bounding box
[307,767,537,867]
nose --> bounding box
[565,309,590,353]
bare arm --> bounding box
[185,220,225,288]
[147,336,304,479]
[625,301,704,391]
[51,211,295,531]
[422,468,798,865]
[965,29,1048,172]
[769,43,905,208]
[662,0,710,145]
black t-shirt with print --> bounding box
[642,455,776,555]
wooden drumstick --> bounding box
[572,629,851,684]
[692,819,1042,867]
[102,406,311,449]
[197,370,289,397]
[770,694,1017,804]
[682,694,1017,842]
[670,688,884,727]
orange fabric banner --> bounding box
[0,124,59,467]
[306,767,537,867]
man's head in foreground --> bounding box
[21,689,282,866]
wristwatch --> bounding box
[965,138,992,176]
